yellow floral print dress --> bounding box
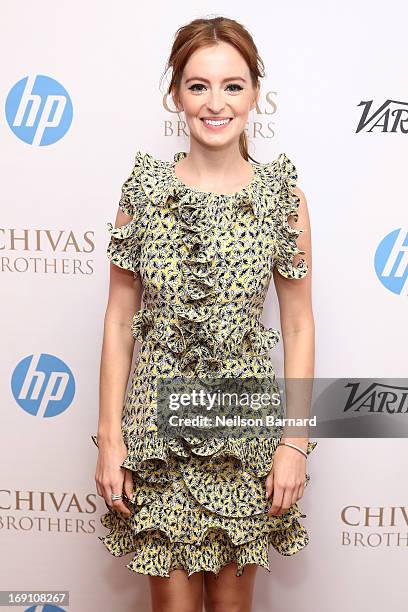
[91,149,318,579]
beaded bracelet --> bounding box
[278,441,308,459]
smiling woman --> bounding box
[167,38,261,176]
[93,14,317,612]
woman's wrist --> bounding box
[96,427,123,445]
[278,441,308,459]
[280,436,309,453]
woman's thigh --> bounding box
[203,562,258,612]
[148,570,204,612]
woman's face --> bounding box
[173,41,259,150]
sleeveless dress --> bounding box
[91,149,318,579]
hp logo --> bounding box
[5,75,73,146]
[12,354,75,418]
[374,228,408,295]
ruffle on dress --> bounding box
[110,150,308,376]
[264,153,309,280]
[105,151,151,277]
[105,150,309,282]
[91,433,317,578]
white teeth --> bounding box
[203,118,230,126]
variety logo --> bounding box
[356,99,408,133]
[11,354,75,418]
[374,228,408,295]
[5,75,73,146]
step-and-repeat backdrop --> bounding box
[1,1,407,611]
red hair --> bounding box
[162,16,265,163]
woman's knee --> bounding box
[203,563,257,612]
[204,599,250,612]
[149,570,203,612]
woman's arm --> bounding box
[272,185,314,452]
[267,185,314,516]
[97,207,143,442]
[95,207,143,517]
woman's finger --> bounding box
[111,496,131,518]
[95,477,102,497]
[105,473,131,517]
[123,468,134,501]
[297,481,304,502]
[268,484,283,516]
[281,486,294,513]
[265,469,274,499]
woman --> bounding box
[93,15,317,612]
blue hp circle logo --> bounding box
[12,354,75,418]
[5,75,73,146]
[374,228,408,295]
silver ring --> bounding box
[111,493,123,501]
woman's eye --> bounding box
[188,83,243,93]
[227,84,243,92]
[188,84,206,92]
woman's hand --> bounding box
[94,435,133,518]
[265,445,307,517]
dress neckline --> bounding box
[170,151,259,198]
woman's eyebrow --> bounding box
[185,76,247,84]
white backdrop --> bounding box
[1,1,407,611]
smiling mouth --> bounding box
[201,118,233,127]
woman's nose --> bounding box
[207,91,225,113]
